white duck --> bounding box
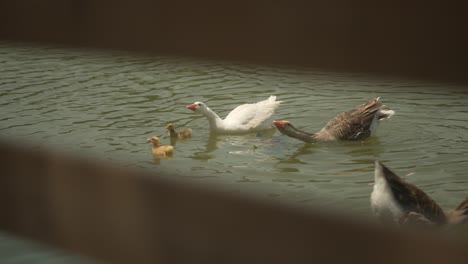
[186,95,281,134]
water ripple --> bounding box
[1,42,468,216]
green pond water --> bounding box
[1,41,468,220]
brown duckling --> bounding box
[147,136,174,156]
[166,123,192,139]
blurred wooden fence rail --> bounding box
[1,0,468,84]
[1,0,468,263]
[1,142,468,264]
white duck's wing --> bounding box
[224,96,281,131]
[223,103,257,127]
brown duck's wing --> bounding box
[454,197,468,211]
[182,128,193,135]
[176,129,192,139]
[446,197,468,224]
[380,163,447,225]
[399,212,436,226]
[320,98,382,140]
[162,145,174,152]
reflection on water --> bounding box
[192,130,276,160]
[1,42,468,218]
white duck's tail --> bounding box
[267,95,278,102]
[267,95,282,106]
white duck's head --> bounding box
[186,102,207,114]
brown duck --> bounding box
[147,136,174,156]
[166,123,192,139]
[273,97,394,143]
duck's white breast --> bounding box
[371,167,404,221]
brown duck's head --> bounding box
[147,136,161,145]
[165,123,175,130]
[273,120,297,133]
[273,120,291,129]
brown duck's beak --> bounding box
[273,120,287,128]
[186,104,197,111]
[146,138,152,142]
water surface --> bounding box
[1,42,468,219]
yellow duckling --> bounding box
[166,123,192,139]
[147,136,174,156]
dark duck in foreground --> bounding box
[273,97,394,143]
[371,161,468,227]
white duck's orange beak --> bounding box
[186,103,197,111]
[273,120,287,128]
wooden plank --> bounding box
[0,141,467,263]
[0,1,467,83]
